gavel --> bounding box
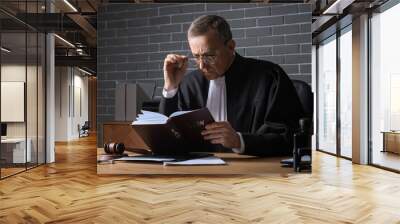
[103,142,150,155]
[103,142,126,154]
[98,142,151,163]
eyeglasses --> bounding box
[187,54,217,67]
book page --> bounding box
[169,110,193,118]
[132,110,168,125]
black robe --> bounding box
[159,53,305,156]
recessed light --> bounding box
[63,0,78,12]
[78,67,93,76]
[322,0,354,15]
[54,34,75,48]
[1,47,11,53]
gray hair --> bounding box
[188,15,232,44]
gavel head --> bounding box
[104,142,125,154]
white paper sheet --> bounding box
[163,156,226,166]
[113,156,176,162]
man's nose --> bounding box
[199,60,205,70]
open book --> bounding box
[131,108,215,155]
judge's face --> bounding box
[188,30,235,80]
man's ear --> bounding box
[226,39,236,54]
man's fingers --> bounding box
[180,58,189,69]
[165,55,179,65]
[165,54,187,67]
[166,54,184,60]
[201,127,230,135]
[203,133,224,140]
[176,54,188,61]
[164,58,176,68]
[201,129,221,135]
[205,122,229,130]
[211,138,224,145]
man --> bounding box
[160,15,305,156]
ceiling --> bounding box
[0,0,100,73]
[311,0,390,43]
[0,0,315,74]
[5,0,369,74]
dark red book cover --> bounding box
[132,108,215,155]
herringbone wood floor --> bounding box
[1,135,400,223]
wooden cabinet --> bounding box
[382,131,400,154]
[103,122,149,150]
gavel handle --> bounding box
[125,147,151,155]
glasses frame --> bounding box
[188,39,231,67]
[190,54,218,66]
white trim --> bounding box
[352,14,369,164]
[46,33,55,163]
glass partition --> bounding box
[339,26,352,158]
[0,1,46,179]
[317,35,337,155]
[1,29,28,178]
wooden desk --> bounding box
[97,148,295,175]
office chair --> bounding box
[79,121,90,138]
[281,80,314,172]
[141,100,161,112]
[292,80,314,122]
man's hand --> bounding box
[163,54,188,91]
[201,121,241,148]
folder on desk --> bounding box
[132,108,216,155]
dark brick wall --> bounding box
[97,3,312,145]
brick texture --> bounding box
[97,3,312,144]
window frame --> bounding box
[367,0,400,172]
[315,19,353,160]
